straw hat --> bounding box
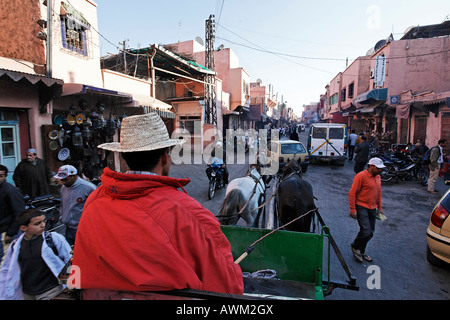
[97,113,185,152]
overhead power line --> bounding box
[217,22,450,63]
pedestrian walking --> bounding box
[353,135,370,174]
[0,165,25,262]
[289,128,299,141]
[13,149,52,198]
[349,157,386,263]
[348,129,358,160]
[53,165,96,246]
[427,138,447,195]
[0,208,72,300]
[72,112,243,295]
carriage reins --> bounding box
[217,169,302,223]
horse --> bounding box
[275,158,315,232]
[218,165,266,227]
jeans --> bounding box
[351,205,377,254]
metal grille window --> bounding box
[348,83,354,98]
[61,16,89,56]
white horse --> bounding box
[218,166,266,227]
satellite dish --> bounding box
[366,47,375,56]
[195,36,204,46]
[374,39,386,52]
[256,78,262,84]
[404,26,415,35]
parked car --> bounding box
[259,140,310,174]
[426,184,450,266]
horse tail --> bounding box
[218,189,244,225]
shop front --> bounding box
[0,68,63,184]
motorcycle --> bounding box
[24,194,61,231]
[206,158,225,200]
[379,153,428,186]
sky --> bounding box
[94,0,449,116]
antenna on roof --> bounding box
[195,36,204,46]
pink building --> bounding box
[320,21,450,152]
[168,40,254,134]
[359,23,450,150]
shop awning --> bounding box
[132,94,172,110]
[0,68,64,112]
[62,83,133,102]
[0,68,63,88]
[353,88,388,104]
[342,103,356,113]
[395,104,410,119]
[234,105,250,113]
[143,106,176,119]
[222,108,239,115]
[357,101,385,113]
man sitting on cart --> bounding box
[72,113,243,296]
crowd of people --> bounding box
[0,113,243,300]
[0,117,448,299]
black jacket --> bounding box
[0,181,25,236]
[354,141,370,163]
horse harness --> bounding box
[217,171,265,224]
[218,168,302,224]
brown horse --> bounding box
[275,159,315,232]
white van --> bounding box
[307,123,348,165]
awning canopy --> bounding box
[0,68,63,88]
[342,103,356,113]
[62,83,132,102]
[353,88,388,105]
[142,106,176,119]
[357,101,385,113]
[0,68,64,112]
[234,105,250,113]
[395,104,410,119]
[222,108,239,115]
[101,44,215,84]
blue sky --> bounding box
[95,0,449,116]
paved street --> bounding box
[169,131,450,300]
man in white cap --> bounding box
[13,148,52,198]
[53,165,96,246]
[72,113,243,296]
[348,157,386,263]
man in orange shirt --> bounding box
[349,157,386,263]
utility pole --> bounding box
[119,39,128,74]
[46,0,52,78]
[205,15,217,126]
